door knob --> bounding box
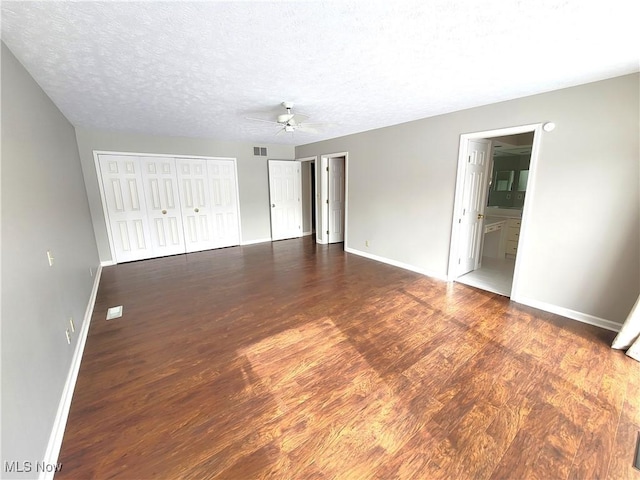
[194,208,200,213]
[162,210,167,215]
[477,213,484,219]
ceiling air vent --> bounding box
[253,147,267,157]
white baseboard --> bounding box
[345,247,448,281]
[240,237,272,246]
[514,295,622,333]
[100,260,115,267]
[40,265,102,480]
[302,231,314,236]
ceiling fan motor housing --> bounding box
[277,113,295,124]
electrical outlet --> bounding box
[365,240,370,247]
[47,250,54,267]
[69,317,75,333]
[65,329,71,344]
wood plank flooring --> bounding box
[57,237,640,479]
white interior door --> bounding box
[98,155,153,263]
[268,160,302,241]
[176,158,215,253]
[207,159,240,248]
[327,156,345,243]
[457,139,492,276]
[139,157,186,257]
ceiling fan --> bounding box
[246,102,325,135]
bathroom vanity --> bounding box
[482,211,521,259]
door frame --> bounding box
[447,123,543,302]
[296,156,318,237]
[93,150,242,264]
[267,159,303,241]
[318,152,349,245]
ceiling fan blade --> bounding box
[245,116,280,125]
[275,127,287,136]
[300,122,332,127]
[292,111,310,121]
[295,125,318,134]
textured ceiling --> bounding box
[2,1,639,146]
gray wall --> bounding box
[75,129,295,263]
[1,43,99,477]
[296,73,640,324]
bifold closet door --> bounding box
[100,155,241,262]
[98,155,154,263]
[175,158,241,252]
[139,157,186,257]
[175,159,217,253]
[207,160,240,248]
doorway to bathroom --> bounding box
[448,124,543,299]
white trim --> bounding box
[319,152,349,246]
[93,151,117,265]
[346,247,448,281]
[92,150,234,161]
[515,296,622,333]
[100,260,116,267]
[509,125,543,302]
[448,123,543,304]
[40,265,102,480]
[267,159,304,241]
[296,156,317,239]
[230,158,243,246]
[344,152,349,248]
[240,237,272,246]
[314,159,321,243]
[317,156,328,244]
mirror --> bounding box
[517,170,529,191]
[487,152,531,208]
[486,135,533,209]
[494,171,515,191]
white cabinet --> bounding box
[482,219,506,259]
[505,218,521,257]
[98,154,241,263]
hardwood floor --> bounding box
[57,237,640,479]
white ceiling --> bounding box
[2,1,639,146]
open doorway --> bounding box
[448,124,543,299]
[299,153,348,246]
[299,157,316,237]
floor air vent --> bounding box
[106,305,123,320]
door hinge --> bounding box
[458,258,461,264]
[468,155,471,163]
[326,199,329,204]
[326,230,329,234]
[326,166,329,172]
